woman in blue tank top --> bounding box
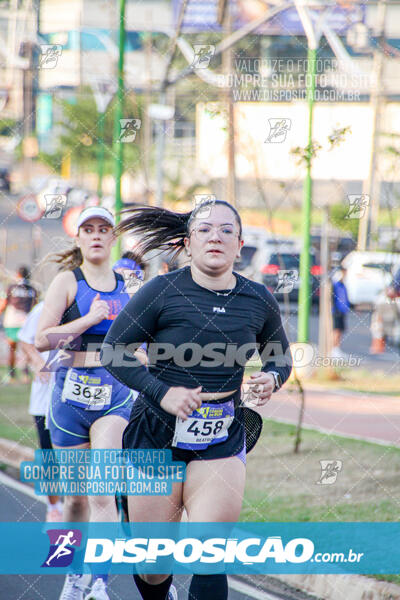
[35,206,143,600]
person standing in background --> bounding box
[370,264,400,354]
[332,267,351,358]
[0,266,37,382]
[113,252,144,297]
[18,300,63,521]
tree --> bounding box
[330,202,359,239]
[54,88,144,177]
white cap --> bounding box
[76,206,115,230]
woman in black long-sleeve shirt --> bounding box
[101,199,292,600]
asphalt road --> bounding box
[0,474,279,600]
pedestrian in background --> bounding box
[332,267,351,358]
[0,265,37,382]
[17,300,63,521]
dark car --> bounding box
[0,167,10,192]
[261,251,322,303]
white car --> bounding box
[342,251,400,305]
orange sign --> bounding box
[62,206,82,237]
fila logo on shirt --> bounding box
[213,306,226,313]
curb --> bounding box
[272,574,400,600]
[1,438,400,600]
[0,437,34,469]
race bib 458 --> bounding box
[172,401,234,450]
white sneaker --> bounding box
[59,574,91,600]
[84,578,109,600]
[331,347,346,359]
[168,583,178,600]
[46,505,63,522]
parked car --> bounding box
[260,249,322,303]
[241,238,299,281]
[342,251,400,305]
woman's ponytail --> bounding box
[116,206,191,259]
[48,245,83,271]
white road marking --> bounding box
[0,470,46,504]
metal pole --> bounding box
[142,30,152,202]
[223,3,236,208]
[318,205,330,358]
[97,110,105,199]
[357,0,387,251]
[112,0,126,263]
[155,91,166,209]
[298,46,316,343]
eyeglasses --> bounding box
[190,225,240,242]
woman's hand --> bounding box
[160,386,202,420]
[244,372,275,407]
[87,293,110,325]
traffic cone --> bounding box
[370,337,385,354]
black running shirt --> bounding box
[101,266,292,404]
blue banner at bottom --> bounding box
[1,522,399,574]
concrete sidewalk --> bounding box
[258,386,400,446]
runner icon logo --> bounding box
[345,194,370,220]
[41,334,82,372]
[191,45,215,69]
[42,529,82,567]
[119,119,141,143]
[39,45,62,69]
[265,118,291,143]
[316,460,343,485]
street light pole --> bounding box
[97,110,105,199]
[112,0,126,262]
[298,43,317,343]
[294,0,325,343]
[357,0,387,251]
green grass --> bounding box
[369,574,400,585]
[307,368,400,396]
[243,420,400,585]
[242,420,400,522]
[0,378,38,448]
